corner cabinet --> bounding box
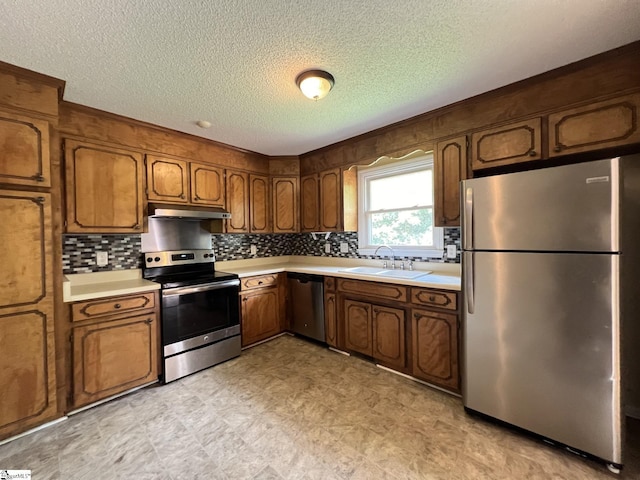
[471,118,542,170]
[0,110,51,187]
[0,191,57,440]
[70,292,159,409]
[272,176,299,233]
[434,136,468,227]
[64,139,144,233]
[548,93,640,157]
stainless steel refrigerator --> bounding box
[461,155,640,471]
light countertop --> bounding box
[219,256,461,291]
[63,269,160,303]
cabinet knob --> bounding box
[195,195,200,201]
[554,146,562,152]
[180,194,185,199]
[529,150,537,157]
[243,297,247,302]
[414,313,421,319]
[134,224,141,230]
[429,296,436,302]
[145,318,153,324]
[114,304,121,309]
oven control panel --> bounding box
[144,249,215,267]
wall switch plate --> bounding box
[340,242,348,253]
[446,245,457,259]
[250,244,257,255]
[324,243,331,254]
[96,251,109,266]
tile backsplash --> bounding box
[62,228,461,274]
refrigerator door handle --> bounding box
[464,186,473,250]
[466,253,475,314]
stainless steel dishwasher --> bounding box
[287,273,325,342]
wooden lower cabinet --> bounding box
[241,287,281,347]
[324,292,337,348]
[72,313,159,408]
[344,299,373,356]
[372,306,406,370]
[412,308,460,392]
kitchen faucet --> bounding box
[374,245,396,269]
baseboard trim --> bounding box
[376,364,462,398]
[0,416,68,447]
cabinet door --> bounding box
[300,174,319,232]
[191,162,225,207]
[146,155,189,203]
[549,93,640,157]
[324,292,337,348]
[65,139,144,233]
[471,118,542,170]
[72,313,158,408]
[344,299,372,356]
[241,288,280,347]
[435,136,467,227]
[272,176,299,233]
[372,305,406,370]
[225,170,249,233]
[0,111,51,187]
[319,168,341,231]
[412,309,459,392]
[0,191,56,439]
[250,174,270,233]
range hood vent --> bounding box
[148,203,231,220]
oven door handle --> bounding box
[162,279,240,297]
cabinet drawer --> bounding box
[241,274,279,291]
[337,279,407,302]
[410,288,457,311]
[72,292,156,322]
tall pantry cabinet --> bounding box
[0,67,64,440]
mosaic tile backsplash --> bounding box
[63,228,461,274]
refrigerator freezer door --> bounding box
[461,158,619,252]
[463,251,622,464]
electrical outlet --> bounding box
[340,242,348,253]
[446,245,457,259]
[250,244,257,255]
[324,243,331,254]
[96,251,108,266]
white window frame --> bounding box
[357,153,444,259]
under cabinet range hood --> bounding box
[147,203,231,220]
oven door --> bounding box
[161,279,240,356]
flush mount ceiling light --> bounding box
[295,70,335,101]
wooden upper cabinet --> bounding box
[225,170,249,233]
[250,174,270,233]
[65,139,144,233]
[300,173,319,232]
[0,110,51,187]
[146,155,188,203]
[319,168,341,231]
[190,162,225,207]
[0,190,57,439]
[412,309,459,392]
[471,118,542,170]
[549,93,640,157]
[272,176,299,233]
[435,136,468,227]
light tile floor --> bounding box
[1,335,639,479]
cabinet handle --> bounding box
[195,195,200,201]
[243,297,247,302]
[145,318,153,324]
[258,281,263,285]
[134,224,141,230]
[114,304,121,309]
[180,194,185,199]
[529,150,537,157]
[429,296,436,302]
[554,146,562,152]
[373,308,379,313]
[414,313,421,319]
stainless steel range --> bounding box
[143,249,241,383]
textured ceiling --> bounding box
[1,0,639,155]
